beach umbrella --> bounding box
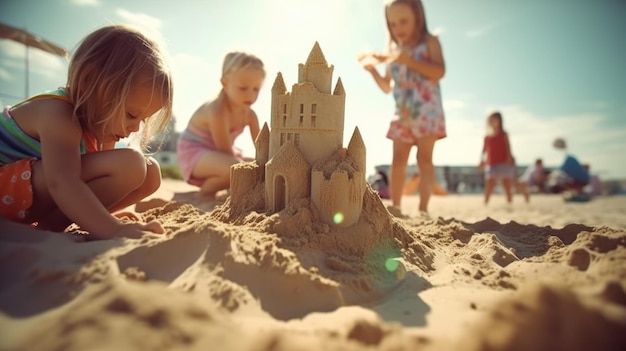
[0,22,68,98]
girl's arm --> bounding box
[248,110,260,143]
[504,133,514,164]
[478,137,487,169]
[364,64,392,94]
[394,35,446,82]
[37,102,125,236]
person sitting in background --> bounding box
[548,138,590,200]
[176,52,264,199]
[370,170,390,199]
[517,158,547,202]
[583,164,603,196]
[561,155,590,190]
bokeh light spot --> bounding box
[333,212,344,224]
[385,258,399,272]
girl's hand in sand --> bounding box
[114,210,142,222]
[109,220,164,240]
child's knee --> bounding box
[117,149,149,177]
[143,157,162,194]
[115,150,160,193]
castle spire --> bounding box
[348,126,364,150]
[333,77,345,96]
[305,41,328,66]
[272,72,286,94]
[255,122,270,166]
[348,127,366,173]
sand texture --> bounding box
[1,179,625,350]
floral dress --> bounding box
[386,41,446,143]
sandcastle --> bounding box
[230,42,366,227]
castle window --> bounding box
[294,133,300,146]
[283,104,287,114]
[280,133,285,146]
[299,116,303,127]
[282,116,286,127]
[311,103,317,128]
[299,104,304,114]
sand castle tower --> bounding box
[230,43,366,227]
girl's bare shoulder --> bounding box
[11,98,75,137]
[15,97,73,116]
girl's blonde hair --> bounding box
[66,24,173,151]
[217,51,264,99]
[385,0,430,51]
[222,51,264,78]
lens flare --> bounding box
[385,257,406,280]
[385,257,399,272]
[333,212,344,224]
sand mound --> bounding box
[1,188,626,350]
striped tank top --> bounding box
[0,89,100,165]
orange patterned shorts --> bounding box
[0,158,36,223]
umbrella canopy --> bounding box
[0,22,68,98]
[0,22,67,57]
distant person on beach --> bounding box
[583,164,602,196]
[517,158,548,202]
[0,25,173,239]
[358,0,446,213]
[478,112,516,205]
[370,170,390,199]
[547,138,590,197]
[177,52,264,199]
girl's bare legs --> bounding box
[28,149,161,231]
[390,141,412,208]
[416,136,437,213]
[484,178,497,205]
[191,150,240,198]
[502,177,513,204]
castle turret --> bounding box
[333,77,345,97]
[272,72,287,94]
[255,122,270,167]
[347,127,366,174]
[298,42,334,94]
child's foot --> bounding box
[417,210,431,219]
[196,191,217,200]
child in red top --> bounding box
[478,112,515,205]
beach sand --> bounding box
[1,179,625,350]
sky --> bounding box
[1,0,625,179]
